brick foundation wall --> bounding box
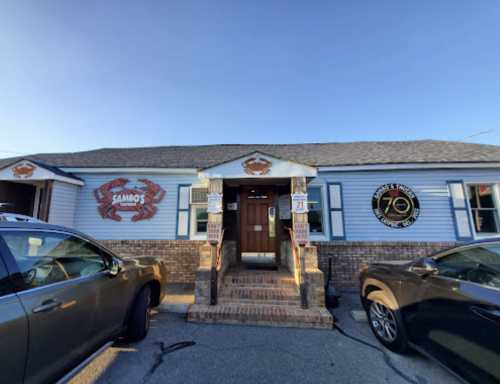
[99,240,204,284]
[97,239,460,288]
[313,241,459,289]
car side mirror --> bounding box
[410,258,438,277]
[107,257,122,277]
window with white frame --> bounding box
[193,206,208,235]
[467,184,500,234]
[307,187,323,234]
[189,186,208,238]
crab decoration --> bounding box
[94,178,166,222]
[12,162,36,179]
[242,157,272,176]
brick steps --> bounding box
[223,272,297,288]
[188,266,333,329]
[221,282,297,289]
[188,303,333,329]
[218,286,301,306]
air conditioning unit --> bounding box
[190,187,208,204]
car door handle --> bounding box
[33,299,62,314]
[470,306,500,323]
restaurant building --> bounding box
[2,140,500,327]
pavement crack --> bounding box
[142,341,196,384]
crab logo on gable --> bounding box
[12,161,36,179]
[94,178,166,222]
[242,156,272,176]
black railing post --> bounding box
[210,266,218,305]
[209,243,218,305]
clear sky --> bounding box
[1,1,500,158]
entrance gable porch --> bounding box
[189,153,332,328]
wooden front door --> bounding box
[240,186,277,263]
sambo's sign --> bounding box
[94,178,165,222]
[372,183,420,228]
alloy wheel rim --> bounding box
[369,301,398,342]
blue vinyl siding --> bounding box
[48,181,79,228]
[73,173,199,240]
[69,168,500,242]
[316,168,500,241]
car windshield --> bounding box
[437,244,500,288]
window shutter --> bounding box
[328,183,345,239]
[447,181,473,241]
[176,185,191,239]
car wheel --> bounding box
[366,292,409,353]
[126,286,152,342]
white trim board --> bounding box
[318,162,500,172]
[62,167,198,175]
[63,162,500,176]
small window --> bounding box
[0,231,106,290]
[194,207,208,234]
[307,187,323,234]
[468,184,500,234]
[436,245,500,289]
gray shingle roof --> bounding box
[2,140,500,170]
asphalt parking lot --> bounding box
[70,293,461,384]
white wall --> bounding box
[48,181,79,228]
[73,173,199,240]
[316,168,500,241]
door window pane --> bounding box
[0,231,106,290]
[468,184,500,234]
[436,245,500,288]
[307,187,323,233]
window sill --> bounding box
[474,233,500,240]
[310,234,329,242]
[190,234,207,241]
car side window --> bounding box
[0,231,107,290]
[435,245,500,289]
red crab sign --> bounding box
[94,178,166,222]
[242,156,272,176]
[12,161,37,179]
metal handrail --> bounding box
[287,227,302,284]
[210,228,225,306]
[287,227,308,308]
[215,228,225,271]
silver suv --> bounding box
[0,222,167,384]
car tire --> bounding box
[126,286,152,342]
[365,291,409,354]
